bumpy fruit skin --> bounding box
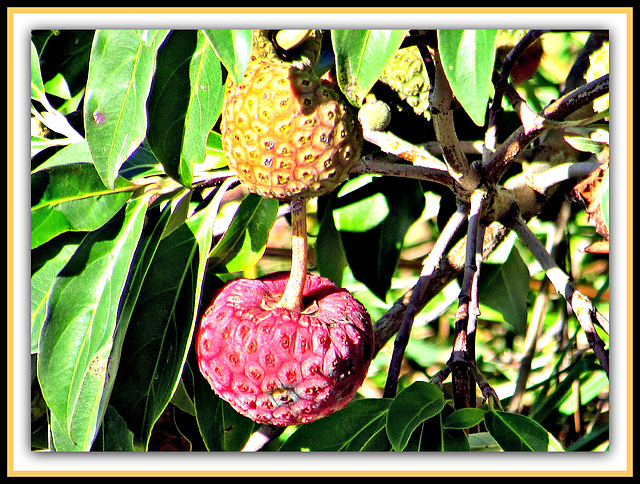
[379,45,431,119]
[221,33,363,200]
[195,272,374,426]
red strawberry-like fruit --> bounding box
[196,271,374,426]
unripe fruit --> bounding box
[379,45,431,118]
[196,272,374,426]
[358,100,391,131]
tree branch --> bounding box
[352,151,454,187]
[511,214,609,375]
[382,202,468,398]
[449,189,486,409]
[373,221,511,357]
[361,129,450,173]
[482,74,609,185]
[427,45,481,193]
[508,200,571,412]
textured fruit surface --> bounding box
[221,35,363,200]
[196,272,374,426]
[380,45,431,119]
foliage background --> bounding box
[29,27,610,456]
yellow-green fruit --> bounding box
[358,100,391,131]
[221,32,363,200]
[379,45,431,119]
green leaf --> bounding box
[208,193,279,273]
[31,232,85,353]
[564,135,608,154]
[44,72,72,100]
[558,370,609,415]
[437,30,497,126]
[31,41,46,100]
[146,30,198,186]
[315,196,348,287]
[484,410,564,451]
[332,29,408,106]
[92,405,135,451]
[280,398,393,451]
[202,29,252,85]
[335,175,425,300]
[386,381,446,451]
[200,130,229,171]
[477,245,530,334]
[37,196,150,451]
[30,135,72,158]
[468,431,502,451]
[182,31,224,177]
[146,30,223,187]
[108,182,228,450]
[333,176,389,232]
[30,163,135,249]
[443,407,487,429]
[84,29,169,189]
[31,141,92,173]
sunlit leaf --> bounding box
[208,193,278,273]
[484,410,564,451]
[84,29,169,189]
[30,163,135,249]
[280,398,392,451]
[31,232,85,353]
[182,30,224,177]
[386,381,446,451]
[437,30,497,126]
[202,29,252,85]
[37,196,149,451]
[332,30,407,106]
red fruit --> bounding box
[195,271,374,426]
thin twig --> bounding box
[352,152,454,187]
[382,202,468,398]
[428,45,481,193]
[482,74,609,185]
[508,200,571,412]
[488,30,548,150]
[449,189,486,409]
[511,214,609,376]
[361,129,450,172]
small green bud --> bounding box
[358,100,391,131]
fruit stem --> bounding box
[277,197,308,312]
